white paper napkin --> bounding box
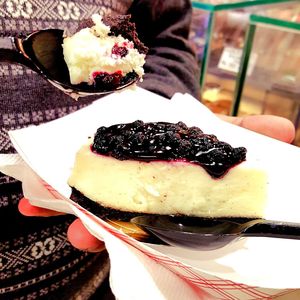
[0,154,208,299]
[2,87,300,299]
[1,153,297,299]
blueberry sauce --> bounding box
[91,120,247,179]
[112,44,128,57]
[92,70,123,89]
[91,70,138,90]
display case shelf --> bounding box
[232,1,300,145]
[192,0,295,11]
[189,0,296,113]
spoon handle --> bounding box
[0,36,37,70]
[243,220,300,240]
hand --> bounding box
[18,114,296,252]
[219,114,295,143]
[18,198,105,252]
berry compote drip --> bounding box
[92,70,138,90]
[91,120,247,179]
[112,44,128,57]
[91,43,135,90]
[93,71,122,90]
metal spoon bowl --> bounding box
[0,29,139,99]
[131,215,300,250]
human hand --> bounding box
[18,198,105,252]
[18,114,296,252]
[219,114,295,143]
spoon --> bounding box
[131,215,300,250]
[0,30,138,99]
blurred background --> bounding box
[189,0,300,145]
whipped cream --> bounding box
[62,14,146,85]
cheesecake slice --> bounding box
[68,121,268,219]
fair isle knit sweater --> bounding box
[0,0,199,299]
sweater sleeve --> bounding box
[128,0,200,99]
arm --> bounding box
[128,0,200,99]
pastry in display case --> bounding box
[189,0,296,112]
[231,1,300,145]
[201,82,232,115]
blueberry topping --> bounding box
[120,71,138,85]
[92,71,122,90]
[112,44,128,57]
[92,121,247,179]
[91,70,138,90]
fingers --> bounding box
[67,218,105,252]
[18,198,64,217]
[19,199,104,252]
[219,114,296,144]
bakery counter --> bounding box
[190,0,296,103]
[231,1,300,146]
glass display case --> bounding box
[189,0,295,115]
[231,1,300,145]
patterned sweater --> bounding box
[0,0,199,299]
